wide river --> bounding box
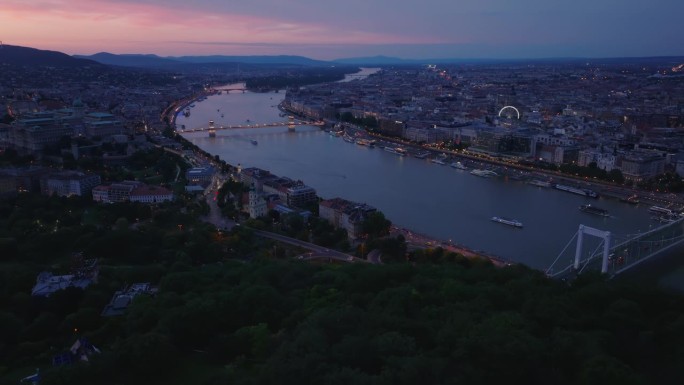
[175,79,684,288]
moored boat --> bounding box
[528,179,551,188]
[450,161,467,170]
[470,169,498,177]
[620,194,640,204]
[649,206,673,215]
[491,216,523,228]
[579,204,609,217]
[554,183,598,198]
[384,147,407,156]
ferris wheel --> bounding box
[498,105,520,120]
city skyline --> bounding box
[3,0,683,60]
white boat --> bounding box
[470,169,498,177]
[528,179,551,188]
[384,147,407,156]
[450,161,467,170]
[430,158,446,165]
[491,216,523,228]
[649,206,673,215]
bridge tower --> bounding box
[288,115,295,132]
[574,224,612,273]
[208,120,216,137]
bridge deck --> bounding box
[178,121,323,133]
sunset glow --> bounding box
[2,0,683,59]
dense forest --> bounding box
[3,242,684,384]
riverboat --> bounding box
[356,139,373,146]
[620,194,640,204]
[528,179,551,188]
[579,204,609,217]
[491,216,523,228]
[414,151,430,159]
[554,183,598,198]
[470,169,498,177]
[384,147,407,156]
[649,206,673,215]
[430,158,446,165]
[450,161,467,170]
[342,135,356,143]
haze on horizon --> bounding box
[2,0,683,60]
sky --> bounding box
[2,0,683,60]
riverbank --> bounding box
[390,226,512,267]
[350,128,684,209]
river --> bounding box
[174,77,684,288]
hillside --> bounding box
[0,45,100,67]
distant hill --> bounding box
[73,52,183,68]
[0,45,100,67]
[75,53,333,69]
[171,55,331,66]
[332,55,418,65]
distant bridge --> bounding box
[177,119,324,134]
[547,217,684,279]
[216,88,247,93]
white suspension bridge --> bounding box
[546,217,684,279]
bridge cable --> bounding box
[546,230,578,275]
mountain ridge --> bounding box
[0,45,101,67]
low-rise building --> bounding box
[129,185,174,203]
[93,181,172,203]
[40,171,101,197]
[287,184,317,208]
[319,197,377,240]
[186,166,214,186]
[620,152,665,182]
[31,259,98,297]
[101,283,158,317]
[240,167,275,191]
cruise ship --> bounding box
[579,204,609,217]
[470,169,498,177]
[554,183,598,198]
[384,147,407,156]
[491,216,523,228]
[450,161,467,170]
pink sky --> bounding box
[2,0,682,59]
